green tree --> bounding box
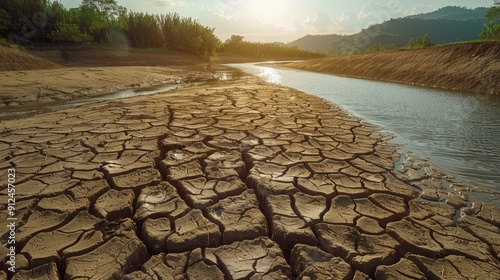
[481,1,500,38]
[221,35,324,59]
[366,43,381,53]
[80,0,125,44]
[480,22,500,38]
[49,22,93,43]
[415,37,423,48]
[486,0,500,22]
[407,37,415,48]
[422,33,433,47]
[0,0,62,44]
[0,8,10,32]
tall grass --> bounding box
[124,12,219,55]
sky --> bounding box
[60,0,494,43]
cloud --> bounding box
[197,8,284,41]
[357,1,399,22]
[204,0,247,20]
[293,10,346,34]
[405,4,435,16]
[291,16,305,33]
[141,0,186,8]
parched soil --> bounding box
[286,42,500,94]
[1,78,499,279]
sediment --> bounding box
[1,78,499,279]
[286,42,500,94]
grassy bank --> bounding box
[285,42,500,94]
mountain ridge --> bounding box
[288,6,489,55]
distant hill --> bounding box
[407,6,488,21]
[288,6,488,55]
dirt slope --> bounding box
[0,45,61,71]
[30,47,206,67]
[286,42,500,94]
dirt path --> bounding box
[1,78,498,278]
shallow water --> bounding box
[0,83,183,120]
[225,62,500,192]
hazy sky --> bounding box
[61,0,494,42]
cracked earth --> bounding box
[1,77,499,279]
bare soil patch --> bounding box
[0,45,61,71]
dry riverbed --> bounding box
[1,76,499,278]
[0,66,214,107]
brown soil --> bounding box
[1,78,499,279]
[0,45,61,71]
[286,42,500,94]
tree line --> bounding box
[0,0,219,56]
[0,0,324,59]
[220,35,325,59]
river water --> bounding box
[224,62,500,193]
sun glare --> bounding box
[244,0,292,25]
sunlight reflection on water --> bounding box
[227,62,500,192]
[258,67,281,84]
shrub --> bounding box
[49,22,94,44]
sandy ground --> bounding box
[286,42,500,94]
[1,76,499,278]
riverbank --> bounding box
[285,42,500,94]
[1,77,499,278]
[0,45,303,107]
[0,45,215,107]
[0,66,215,107]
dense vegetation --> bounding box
[0,0,324,58]
[289,6,489,55]
[0,0,219,56]
[220,35,325,59]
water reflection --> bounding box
[258,67,281,84]
[227,62,500,192]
